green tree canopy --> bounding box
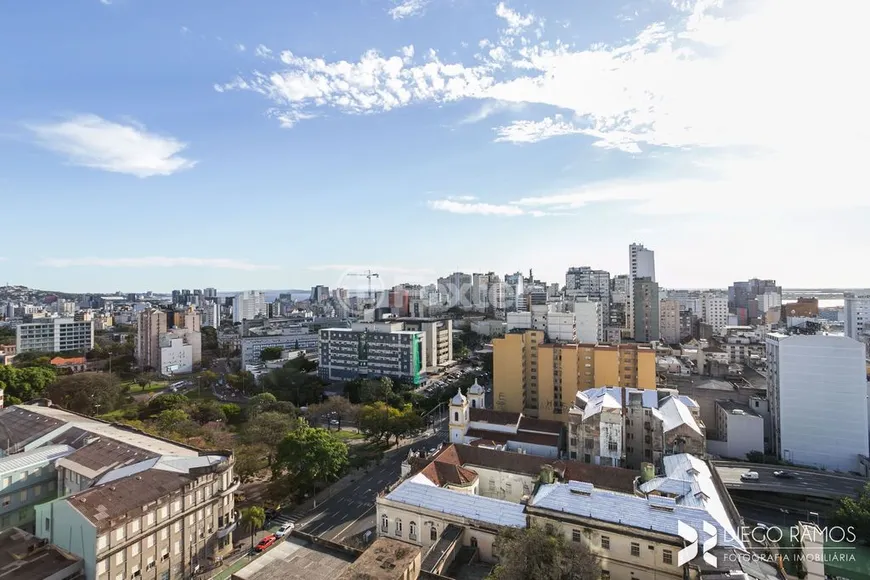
[0,365,56,404]
[489,525,601,580]
[307,396,356,430]
[243,411,298,465]
[144,393,189,417]
[259,368,324,406]
[832,482,870,545]
[156,409,191,433]
[46,372,127,415]
[190,400,226,424]
[260,346,283,361]
[240,506,266,549]
[248,392,278,415]
[273,420,348,491]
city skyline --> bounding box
[1,0,867,291]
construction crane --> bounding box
[348,270,380,300]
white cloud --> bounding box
[235,43,246,52]
[255,44,273,59]
[389,0,431,20]
[458,100,524,125]
[427,199,524,216]
[180,26,189,34]
[99,0,111,4]
[40,257,278,271]
[494,115,583,143]
[27,115,196,178]
[447,195,477,201]
[495,2,536,35]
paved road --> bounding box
[297,433,444,543]
[714,462,865,498]
[732,498,827,529]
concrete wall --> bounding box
[468,465,536,502]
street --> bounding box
[296,433,444,543]
[713,461,866,498]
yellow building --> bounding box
[493,330,656,422]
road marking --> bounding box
[329,506,375,542]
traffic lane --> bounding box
[732,499,828,528]
[715,465,865,496]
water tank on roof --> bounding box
[641,462,656,483]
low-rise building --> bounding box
[567,387,705,469]
[240,328,319,367]
[159,332,193,375]
[0,527,84,580]
[706,400,764,460]
[0,445,73,532]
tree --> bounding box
[240,506,266,549]
[235,444,269,482]
[489,526,601,580]
[156,409,191,433]
[248,392,278,416]
[260,346,283,362]
[243,411,298,466]
[0,365,56,404]
[273,421,349,492]
[135,376,150,391]
[190,400,226,424]
[358,402,401,442]
[259,368,324,406]
[308,396,356,430]
[144,393,189,417]
[220,403,243,424]
[832,483,870,545]
[199,370,219,389]
[46,372,127,415]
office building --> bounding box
[240,327,319,367]
[493,331,656,422]
[232,291,267,323]
[135,309,167,371]
[766,333,869,471]
[203,288,218,298]
[318,322,425,384]
[15,318,94,354]
[397,318,453,371]
[729,279,780,325]
[0,403,237,580]
[627,243,655,338]
[201,301,219,328]
[632,278,659,343]
[437,273,472,309]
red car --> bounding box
[254,535,277,552]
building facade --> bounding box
[844,293,870,351]
[318,323,425,384]
[135,309,167,371]
[627,243,655,338]
[766,333,869,471]
[232,291,267,323]
[397,318,454,371]
[632,278,660,343]
[16,318,94,354]
[659,300,681,344]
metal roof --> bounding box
[0,444,74,475]
[385,481,526,528]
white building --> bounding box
[572,299,603,343]
[701,295,729,334]
[707,401,765,460]
[844,293,870,347]
[201,301,220,328]
[506,311,532,332]
[766,333,869,471]
[628,243,655,337]
[757,291,782,324]
[232,291,267,323]
[15,318,94,354]
[159,333,193,375]
[546,311,576,342]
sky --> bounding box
[1,0,868,294]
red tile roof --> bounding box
[468,408,521,426]
[50,357,86,366]
[419,460,479,487]
[517,416,563,435]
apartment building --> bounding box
[572,299,603,343]
[766,333,869,471]
[565,267,610,304]
[159,333,193,375]
[232,291,267,323]
[319,322,425,384]
[567,387,705,468]
[0,445,72,532]
[632,278,660,342]
[729,279,781,325]
[627,243,655,338]
[844,293,870,350]
[16,318,94,354]
[701,295,729,334]
[136,309,167,371]
[0,403,237,580]
[546,311,576,343]
[659,300,681,344]
[240,328,319,367]
[493,331,656,422]
[706,401,764,461]
[396,318,454,371]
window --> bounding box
[146,534,155,548]
[115,552,124,566]
[174,540,181,555]
[631,542,640,557]
[130,518,141,534]
[160,527,168,540]
[430,526,437,542]
[97,560,107,575]
[663,550,673,565]
[145,512,155,527]
[572,529,583,543]
[601,536,610,550]
[381,515,389,532]
[409,521,417,540]
[454,412,459,422]
[159,506,168,519]
[1,497,10,507]
[395,519,403,536]
[97,535,108,552]
[19,490,27,502]
[115,527,125,542]
[33,485,42,496]
[608,440,618,452]
[488,480,495,492]
[131,542,140,557]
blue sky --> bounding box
[1,0,868,293]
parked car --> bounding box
[740,471,760,481]
[275,523,294,538]
[773,470,795,479]
[254,535,278,552]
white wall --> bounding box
[574,300,602,343]
[466,466,536,502]
[769,334,869,471]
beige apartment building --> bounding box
[136,308,167,371]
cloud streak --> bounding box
[40,257,278,271]
[27,115,196,178]
[389,0,432,19]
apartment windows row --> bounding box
[569,530,674,566]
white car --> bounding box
[275,523,294,538]
[740,471,760,481]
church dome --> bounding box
[451,387,467,406]
[468,378,484,395]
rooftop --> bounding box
[384,480,527,528]
[232,537,354,580]
[0,407,66,452]
[419,461,479,488]
[468,408,520,427]
[0,527,83,580]
[716,400,762,418]
[337,538,420,580]
[0,444,75,475]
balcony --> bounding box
[219,477,240,496]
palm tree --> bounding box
[239,506,266,550]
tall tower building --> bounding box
[135,308,167,371]
[628,243,655,338]
[233,291,267,323]
[632,278,660,343]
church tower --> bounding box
[467,378,485,409]
[449,387,469,444]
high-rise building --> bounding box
[15,318,94,354]
[632,278,659,343]
[844,293,870,349]
[493,331,656,422]
[203,287,218,298]
[565,267,610,304]
[318,322,426,384]
[232,291,267,323]
[573,299,603,343]
[659,299,681,344]
[627,243,655,337]
[310,285,330,303]
[701,295,729,334]
[436,273,472,309]
[135,308,167,371]
[729,279,780,325]
[766,333,868,471]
